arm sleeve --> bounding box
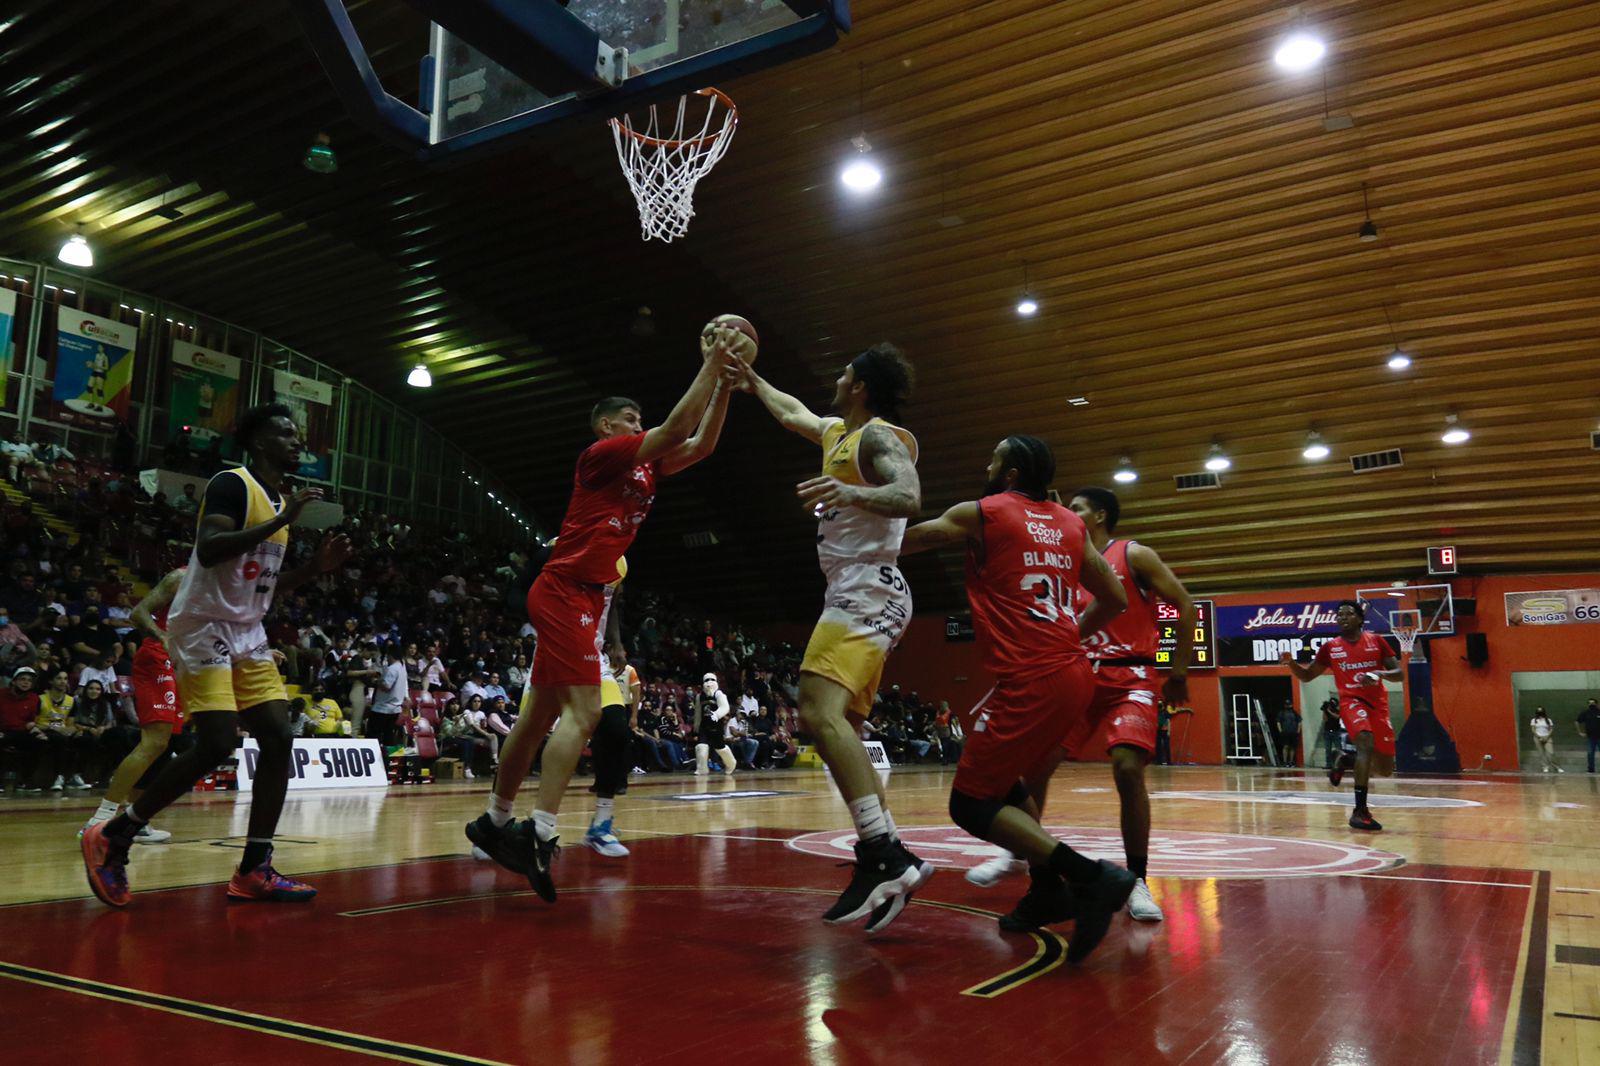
[200,471,248,528]
[576,434,646,489]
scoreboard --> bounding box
[1157,598,1215,669]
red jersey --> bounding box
[1075,539,1159,664]
[964,492,1089,678]
[542,434,659,586]
[1313,631,1391,707]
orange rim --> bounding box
[609,87,737,150]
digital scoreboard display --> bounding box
[1427,546,1457,575]
[1157,598,1215,669]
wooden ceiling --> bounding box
[4,0,1598,617]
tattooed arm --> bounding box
[795,423,921,518]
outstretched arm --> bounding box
[637,331,743,464]
[1128,542,1196,705]
[796,423,920,518]
[902,501,981,556]
[1280,653,1327,682]
[658,380,733,476]
[735,363,825,444]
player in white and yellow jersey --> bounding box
[584,557,635,857]
[82,404,352,908]
[736,344,934,934]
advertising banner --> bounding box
[0,288,17,408]
[1505,589,1600,627]
[270,370,336,481]
[236,738,387,792]
[1217,600,1347,667]
[169,340,242,449]
[53,307,137,427]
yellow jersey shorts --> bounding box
[167,617,288,714]
[800,562,912,718]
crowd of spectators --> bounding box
[0,429,966,796]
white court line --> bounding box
[1345,872,1534,889]
[685,832,1537,889]
[1555,887,1600,895]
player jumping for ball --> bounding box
[734,344,933,934]
[1282,599,1401,831]
[466,325,741,899]
[901,435,1134,962]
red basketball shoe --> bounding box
[227,857,317,902]
[80,822,131,908]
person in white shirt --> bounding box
[366,645,409,747]
[1530,706,1561,773]
[459,672,489,705]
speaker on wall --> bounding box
[1465,632,1489,666]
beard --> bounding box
[982,473,1010,497]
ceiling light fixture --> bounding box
[1273,30,1326,73]
[1358,182,1379,241]
[1113,457,1138,483]
[1014,261,1039,316]
[1440,414,1470,445]
[58,226,93,268]
[303,132,338,174]
[839,66,883,194]
[1381,304,1410,369]
[1204,442,1232,472]
[1301,432,1330,460]
[406,363,432,388]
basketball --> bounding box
[701,314,758,364]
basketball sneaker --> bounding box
[1348,810,1383,832]
[1329,752,1356,787]
[1065,860,1138,964]
[1125,878,1163,922]
[582,819,630,858]
[966,853,1026,888]
[79,821,131,908]
[67,774,89,789]
[464,813,527,875]
[998,871,1076,933]
[505,819,559,902]
[822,836,922,927]
[227,854,317,902]
[862,841,934,934]
[133,824,172,845]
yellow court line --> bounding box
[1498,872,1542,1066]
[0,960,511,1066]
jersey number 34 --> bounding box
[1021,573,1076,624]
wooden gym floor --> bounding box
[1,764,1597,1065]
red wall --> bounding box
[873,572,1600,769]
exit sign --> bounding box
[1428,546,1457,575]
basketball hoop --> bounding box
[1391,609,1422,656]
[610,88,738,243]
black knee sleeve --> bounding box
[949,787,1006,839]
[592,704,631,796]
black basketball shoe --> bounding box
[1348,809,1383,832]
[1065,860,1138,964]
[823,836,919,927]
[505,819,560,902]
[1329,751,1356,787]
[998,871,1077,933]
[465,813,526,875]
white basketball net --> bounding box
[1391,609,1422,655]
[610,88,738,243]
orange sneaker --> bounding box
[80,822,131,908]
[227,860,317,902]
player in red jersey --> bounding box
[466,329,744,898]
[80,567,186,843]
[963,486,1197,923]
[902,436,1133,963]
[1282,599,1400,831]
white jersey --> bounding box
[594,556,628,684]
[169,466,288,628]
[815,417,918,579]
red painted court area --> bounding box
[0,830,1533,1065]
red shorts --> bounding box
[953,659,1095,799]
[132,637,183,726]
[1059,664,1160,759]
[1340,696,1396,757]
[527,571,605,688]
